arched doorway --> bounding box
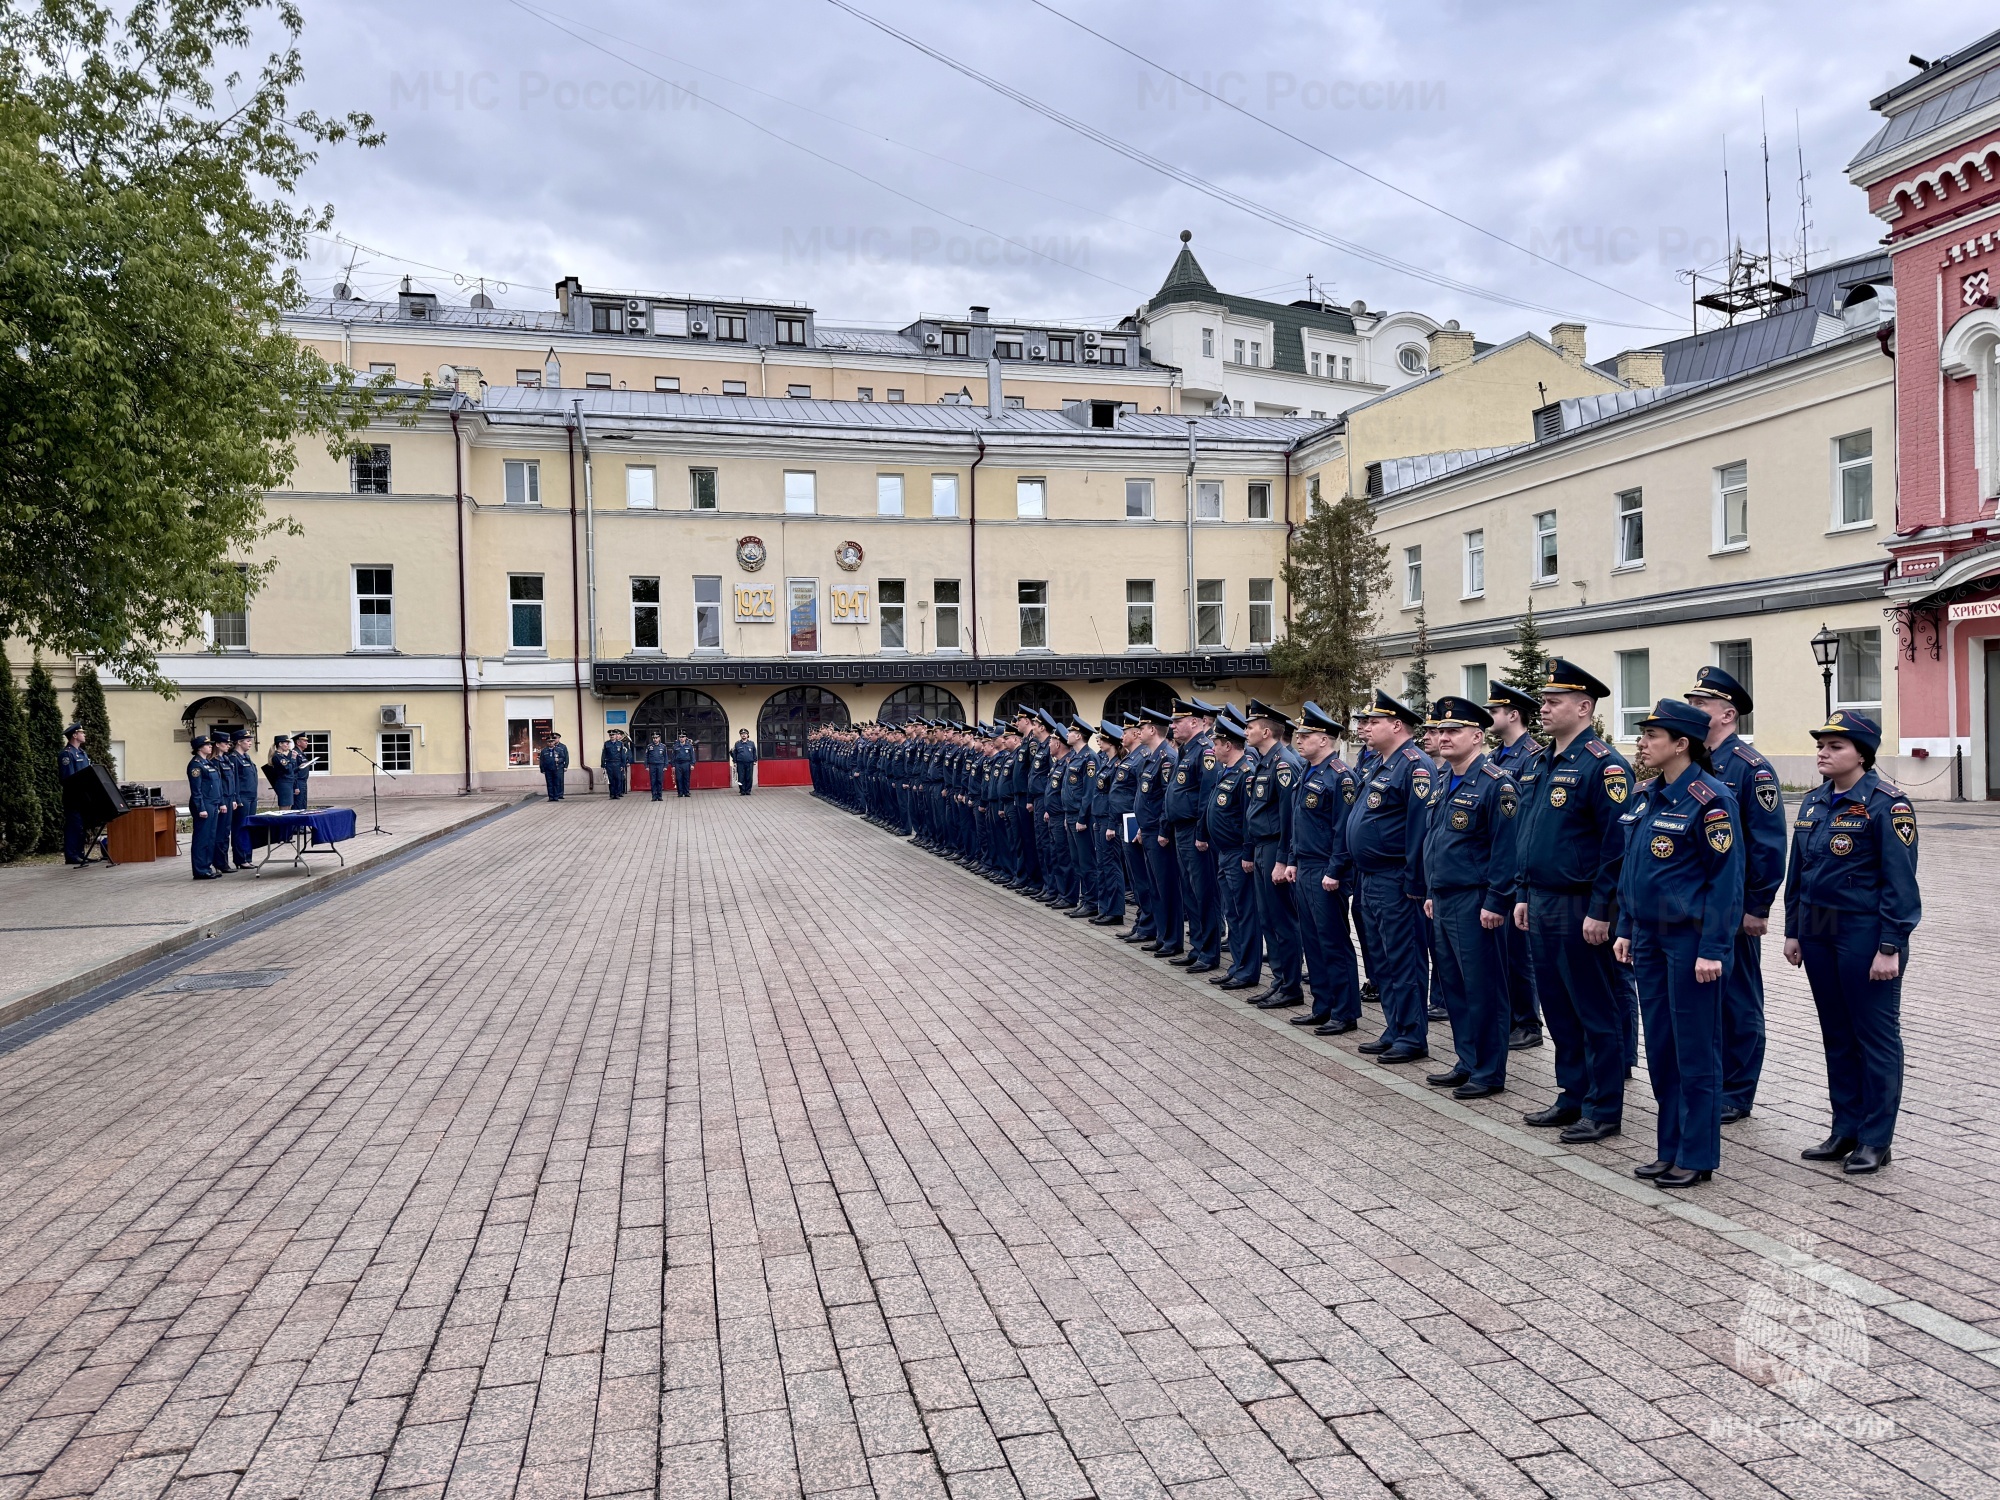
[993,682,1077,724]
[878,684,965,726]
[631,689,728,760]
[180,694,259,747]
[758,686,850,759]
[1102,678,1176,722]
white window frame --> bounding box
[1249,341,1262,367]
[1714,461,1749,552]
[1615,487,1644,569]
[931,474,959,518]
[1195,579,1224,648]
[693,575,722,652]
[1712,639,1755,736]
[1832,431,1875,530]
[1834,627,1882,710]
[1201,327,1214,358]
[1616,649,1650,740]
[1018,580,1049,651]
[504,459,540,507]
[1403,545,1423,606]
[1461,663,1489,700]
[208,563,250,651]
[352,566,394,652]
[1532,509,1558,583]
[1126,579,1156,649]
[1016,478,1047,519]
[631,576,661,652]
[1125,478,1154,520]
[879,579,907,653]
[1248,579,1274,647]
[1195,479,1222,520]
[1232,338,1245,364]
[1247,481,1272,520]
[934,579,962,652]
[1462,529,1485,598]
[625,464,656,509]
[784,470,816,515]
[1311,352,1322,377]
[877,473,905,517]
[377,729,413,773]
[508,573,546,653]
[690,467,718,511]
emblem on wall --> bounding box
[736,536,767,572]
[834,539,865,572]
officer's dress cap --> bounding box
[1427,695,1493,730]
[64,723,82,736]
[232,730,252,742]
[1099,718,1124,740]
[189,735,210,749]
[1485,682,1540,719]
[1637,698,1712,740]
[1213,715,1249,745]
[1298,701,1344,735]
[1811,710,1882,754]
[1543,658,1611,700]
[1120,712,1142,729]
[1356,689,1421,726]
[1245,698,1293,729]
[1686,664,1753,716]
[1139,707,1173,727]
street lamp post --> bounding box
[1810,623,1840,722]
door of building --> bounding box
[1986,641,2000,799]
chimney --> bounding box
[1614,348,1664,389]
[969,305,990,323]
[1427,321,1475,372]
[1550,322,1587,365]
[987,357,1004,418]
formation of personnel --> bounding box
[807,658,1922,1185]
[182,730,261,878]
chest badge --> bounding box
[1829,832,1854,856]
[1366,788,1384,809]
[1176,770,1187,784]
[1305,792,1320,808]
[1549,785,1568,808]
[1215,791,1229,807]
[1449,809,1470,830]
[1650,834,1675,859]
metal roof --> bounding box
[293,297,569,332]
[1862,26,2000,116]
[1852,57,2000,171]
[1378,447,1527,496]
[1145,239,1361,376]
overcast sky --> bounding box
[287,2,1991,352]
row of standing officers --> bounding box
[809,659,1919,1189]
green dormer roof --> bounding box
[1155,233,1217,300]
[1147,233,1359,376]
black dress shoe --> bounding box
[1186,963,1219,975]
[1426,1004,1450,1022]
[1844,1144,1891,1175]
[1066,907,1098,919]
[1507,1027,1544,1050]
[1452,1082,1503,1100]
[1801,1134,1858,1162]
[1153,947,1184,959]
[1167,954,1196,967]
[1376,1046,1429,1066]
[1654,1167,1711,1189]
[1139,941,1163,953]
[1357,1036,1393,1055]
[1360,983,1380,1003]
[1255,994,1304,1010]
[1314,1020,1358,1037]
[1522,1105,1581,1128]
[1118,930,1149,943]
[1425,1068,1469,1088]
[1720,1106,1751,1124]
[1089,914,1122,926]
[1632,1159,1672,1180]
[1288,1014,1323,1027]
[1559,1119,1621,1144]
[1216,976,1258,991]
[1245,987,1278,1005]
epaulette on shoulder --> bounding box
[1400,742,1424,761]
[1732,742,1767,765]
[1687,779,1715,805]
[1481,762,1505,778]
[1874,780,1901,797]
[1584,739,1609,758]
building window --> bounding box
[1201,327,1214,358]
[585,372,612,389]
[787,578,819,654]
[1232,338,1245,364]
[1836,431,1873,526]
[994,338,1022,360]
[1716,461,1749,549]
[1048,337,1074,363]
[591,305,616,333]
[1125,478,1154,519]
[1398,345,1426,375]
[877,474,904,517]
[506,715,553,768]
[1006,395,1024,409]
[515,369,542,387]
[632,577,661,650]
[351,445,391,495]
[655,375,680,393]
[210,564,249,650]
[1533,509,1558,582]
[1100,344,1127,367]
[1463,529,1485,596]
[1248,579,1274,646]
[942,329,970,356]
[1248,341,1262,367]
[1195,480,1222,520]
[787,384,811,399]
[691,468,717,510]
[504,459,540,507]
[1462,663,1488,700]
[931,474,959,517]
[1403,545,1423,605]
[856,387,873,402]
[784,470,816,514]
[367,361,396,378]
[880,580,906,651]
[1247,481,1271,520]
[295,732,330,772]
[886,388,905,403]
[1616,487,1644,566]
[1340,356,1353,380]
[509,575,545,652]
[1018,580,1048,650]
[378,729,413,773]
[1127,580,1155,647]
[722,380,748,396]
[354,567,394,651]
[1196,579,1224,647]
[626,465,656,509]
[715,314,747,341]
[694,576,721,650]
[1017,478,1046,519]
[1311,352,1322,376]
[1713,640,1755,735]
[1617,649,1650,739]
[1835,628,1881,708]
[775,316,806,345]
[935,579,961,650]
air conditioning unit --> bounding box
[624,312,647,333]
[688,319,708,335]
[380,704,407,726]
[1028,345,1047,359]
[625,298,646,314]
[1081,330,1100,345]
[1084,347,1101,362]
[923,331,942,348]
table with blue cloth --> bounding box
[245,808,357,874]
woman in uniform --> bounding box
[1783,712,1920,1176]
[1613,699,1745,1189]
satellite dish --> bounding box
[437,365,458,390]
[333,282,351,300]
[470,291,494,309]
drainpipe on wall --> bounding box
[969,431,986,722]
[1283,442,1297,628]
[564,416,594,793]
[449,398,474,795]
[1185,421,1198,652]
[574,399,601,725]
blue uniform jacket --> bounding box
[643,743,669,770]
[1416,754,1519,914]
[1202,756,1253,851]
[1513,730,1631,921]
[1290,755,1356,876]
[1614,765,1744,959]
[538,743,569,773]
[731,740,757,766]
[1711,733,1788,919]
[185,756,213,813]
[60,745,91,783]
[1344,738,1436,899]
[1063,749,1096,821]
[1136,742,1175,836]
[1490,734,1543,781]
[1782,771,1921,943]
[1162,732,1212,825]
[601,738,631,770]
[1245,743,1303,857]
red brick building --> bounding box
[1850,30,2000,792]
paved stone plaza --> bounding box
[2,790,1998,1500]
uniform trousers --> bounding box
[189,809,216,875]
[1216,847,1261,983]
[1503,918,1541,1032]
[1124,832,1153,933]
[543,770,564,800]
[1017,800,1039,883]
[1093,822,1126,920]
[1797,908,1905,1149]
[231,792,256,867]
[1358,872,1428,1049]
[675,764,694,796]
[1296,863,1359,1025]
[64,807,87,863]
[1252,841,1303,996]
[1524,888,1627,1124]
[1144,828,1184,951]
[1069,823,1097,911]
[1721,928,1767,1112]
[1174,824,1221,965]
[735,763,753,795]
[606,767,627,799]
[648,766,665,800]
[1430,888,1509,1089]
[1629,925,1728,1171]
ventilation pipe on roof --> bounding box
[987,357,1005,418]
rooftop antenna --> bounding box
[1794,109,1811,295]
[1761,99,1775,277]
[334,241,360,301]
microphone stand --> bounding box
[346,746,398,835]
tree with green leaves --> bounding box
[0,0,399,693]
[1404,605,1432,719]
[1504,597,1550,693]
[24,654,63,852]
[1270,484,1391,717]
[71,661,112,770]
[0,647,41,860]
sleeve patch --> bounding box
[1704,805,1730,822]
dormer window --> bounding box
[942,329,970,356]
[994,338,1022,360]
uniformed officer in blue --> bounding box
[1164,699,1224,973]
[1416,697,1519,1098]
[732,728,758,794]
[1241,700,1305,1007]
[1684,665,1787,1123]
[1513,659,1632,1142]
[265,735,295,810]
[1091,719,1136,926]
[226,729,257,869]
[1062,718,1101,919]
[642,733,668,800]
[289,732,313,808]
[58,725,93,865]
[185,735,222,878]
[600,728,631,799]
[1486,683,1545,1050]
[672,733,696,797]
[1288,703,1361,1035]
[1347,691,1436,1063]
[1612,699,1745,1188]
[1134,708,1184,957]
[1784,711,1920,1176]
[538,729,569,800]
[1202,713,1264,989]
